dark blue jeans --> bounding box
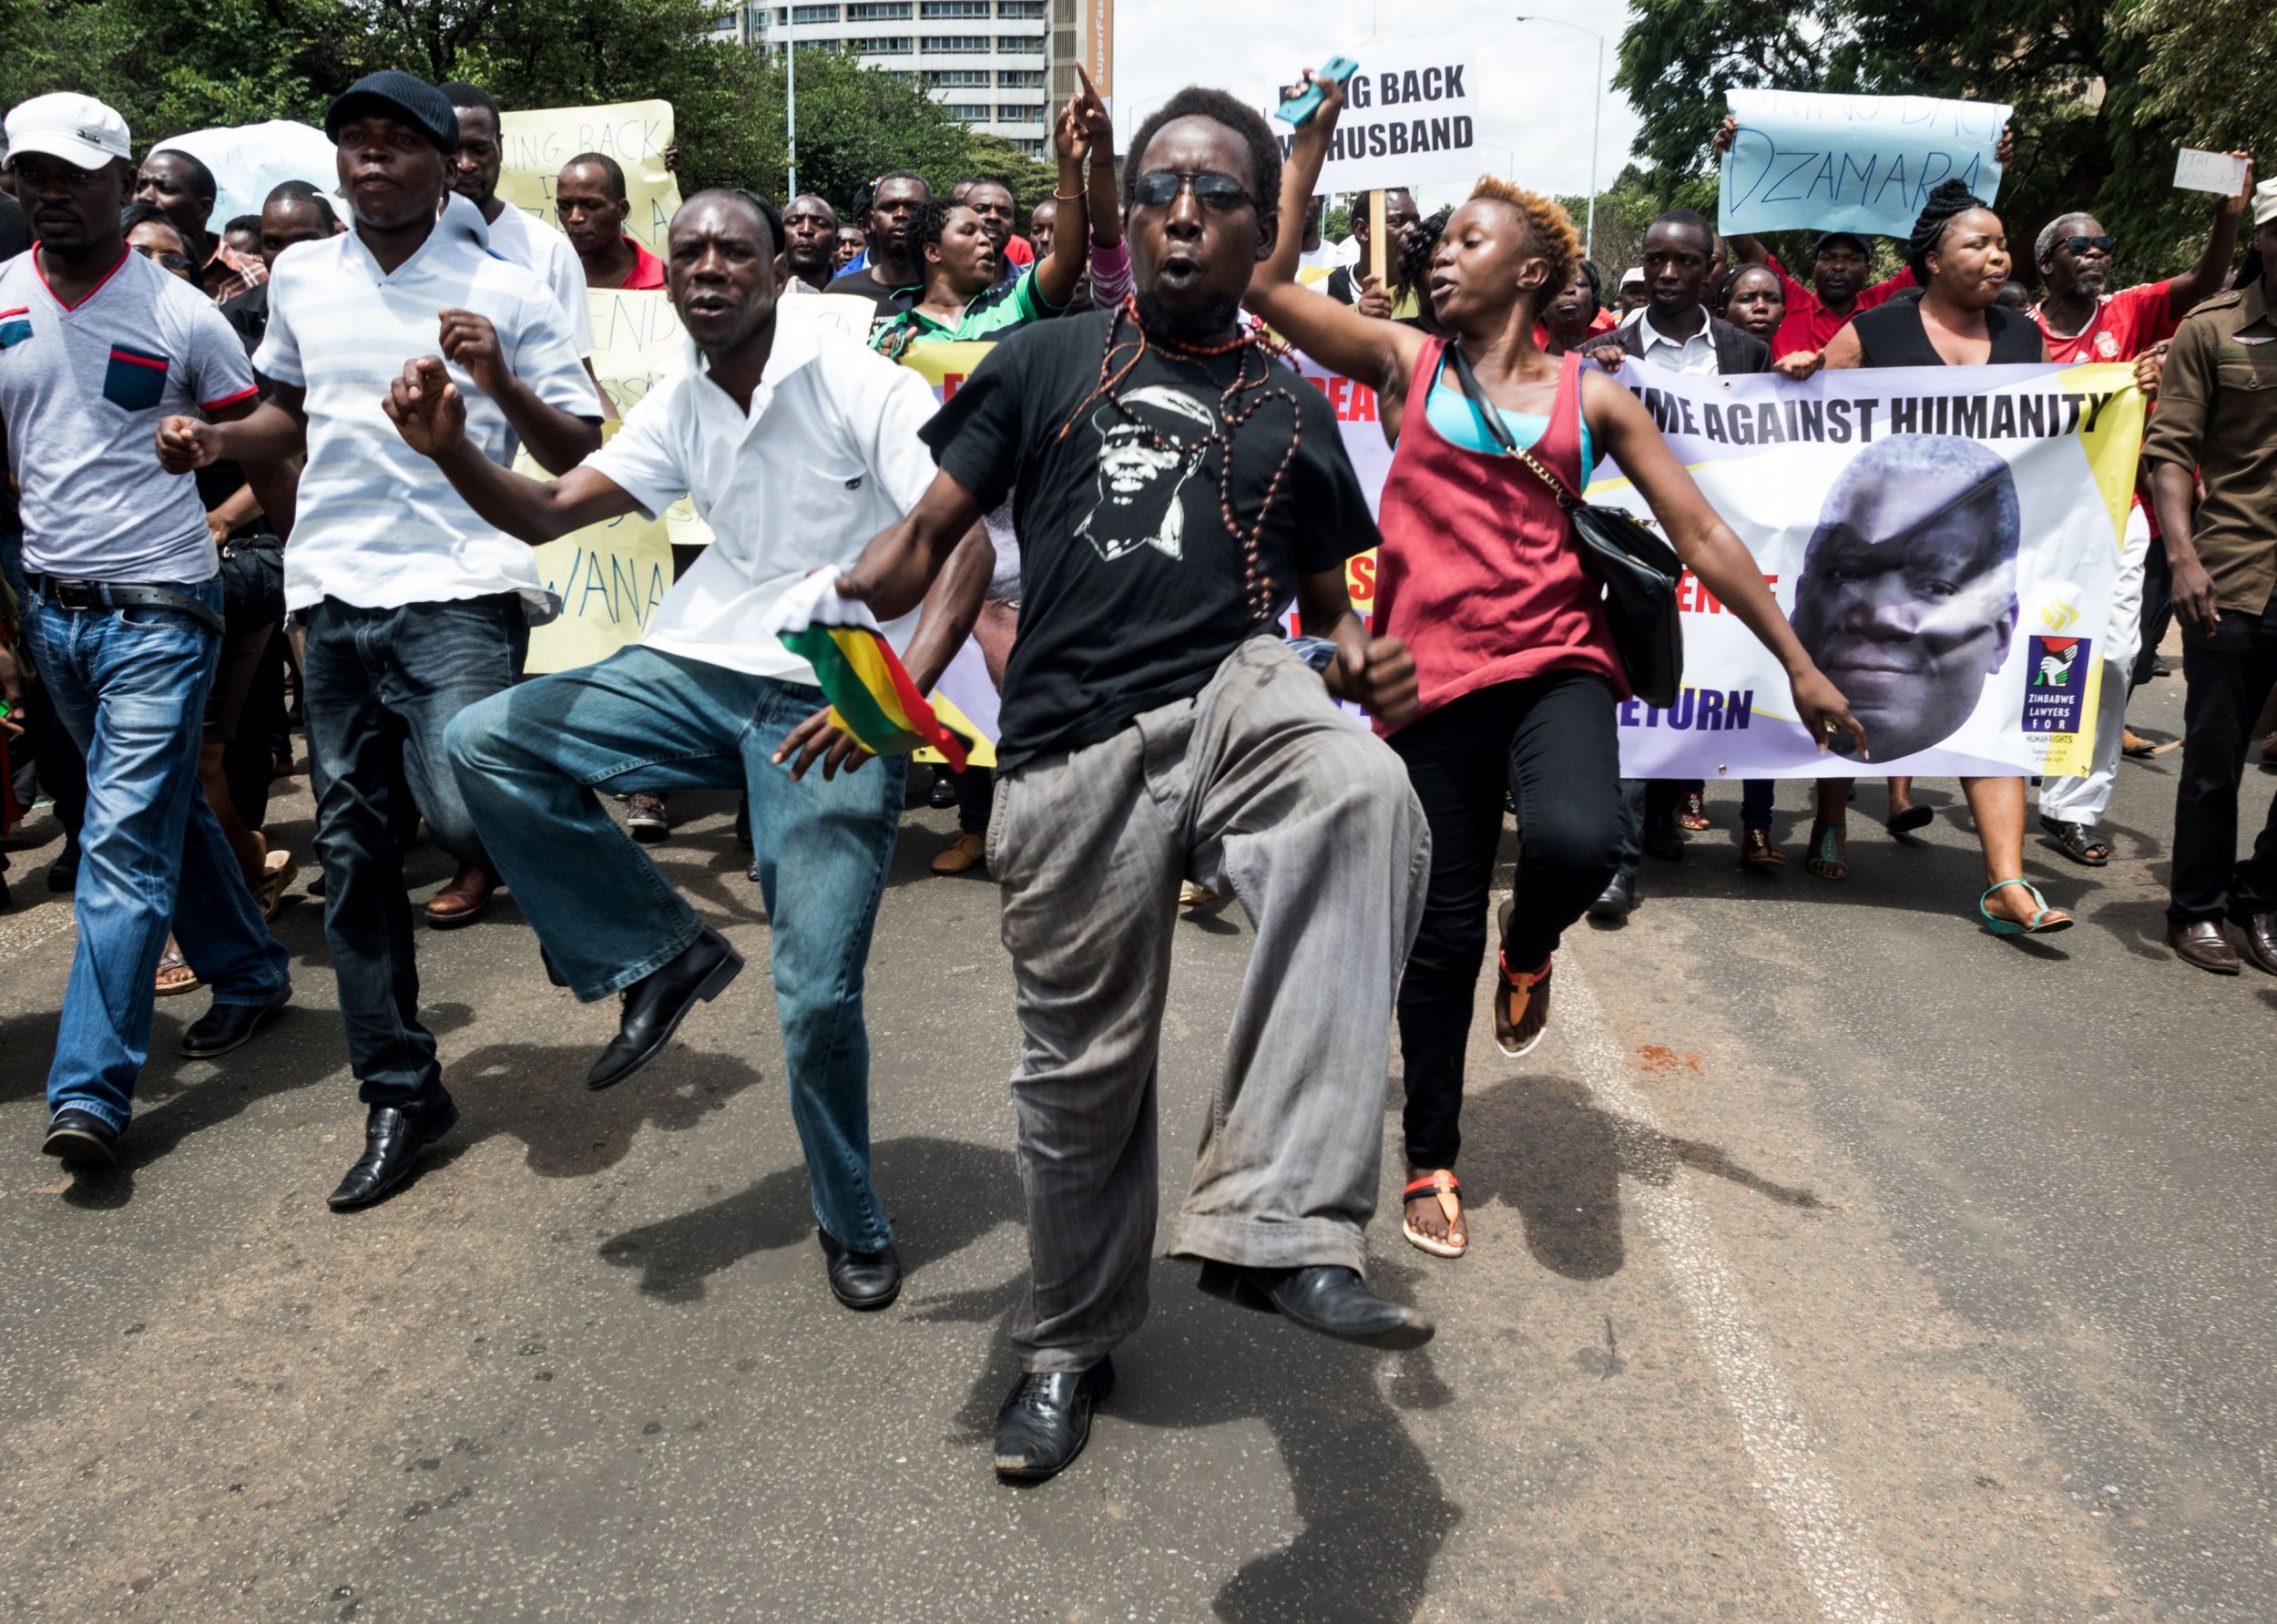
[301,595,526,1108]
[444,646,906,1251]
[25,576,290,1129]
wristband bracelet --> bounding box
[1051,189,1083,201]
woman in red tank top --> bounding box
[1249,71,1865,1261]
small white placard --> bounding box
[2173,148,2249,196]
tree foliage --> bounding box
[0,0,987,208]
[1612,0,2255,286]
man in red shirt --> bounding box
[2029,158,2256,864]
[2028,168,2251,363]
[1744,230,1913,359]
[556,153,667,291]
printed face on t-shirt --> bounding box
[1077,385,1219,564]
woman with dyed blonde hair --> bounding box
[1247,69,1863,1261]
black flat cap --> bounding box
[324,70,459,154]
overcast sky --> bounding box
[1111,0,1643,213]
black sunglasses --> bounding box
[1131,169,1251,210]
[2057,234,2117,256]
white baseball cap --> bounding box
[1619,266,1646,287]
[2253,178,2277,229]
[4,93,132,171]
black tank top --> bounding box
[1851,296,2042,367]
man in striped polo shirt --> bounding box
[2,92,294,1170]
[158,71,602,1210]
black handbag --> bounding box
[1445,341,1685,709]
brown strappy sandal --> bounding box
[1402,1171,1467,1259]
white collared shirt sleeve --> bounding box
[584,375,689,518]
[546,230,595,354]
[854,345,946,511]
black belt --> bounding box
[26,573,227,636]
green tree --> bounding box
[1612,0,2235,286]
[0,1,999,209]
[2120,0,2277,257]
[758,47,976,211]
[957,131,1059,214]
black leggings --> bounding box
[1391,671,1625,1170]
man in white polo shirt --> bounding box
[158,70,602,1211]
[384,188,989,1312]
[2,91,293,1170]
[440,84,592,362]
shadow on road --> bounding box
[1455,1071,1825,1281]
[930,1249,1461,1624]
[595,1132,1024,1301]
[599,1133,1460,1622]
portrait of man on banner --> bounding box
[1788,434,2022,764]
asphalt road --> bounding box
[4,661,2273,1622]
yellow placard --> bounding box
[499,100,683,254]
[521,421,673,674]
[586,288,710,548]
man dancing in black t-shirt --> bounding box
[823,87,1434,1485]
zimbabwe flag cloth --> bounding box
[767,571,969,770]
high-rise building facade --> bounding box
[718,1,1109,161]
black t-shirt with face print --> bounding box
[922,309,1378,771]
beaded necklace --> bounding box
[1057,295,1302,625]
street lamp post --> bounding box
[1514,15,1604,257]
[786,5,799,197]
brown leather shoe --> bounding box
[425,863,497,929]
[930,832,986,876]
[2232,911,2277,975]
[2168,919,2241,975]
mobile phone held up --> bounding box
[1276,57,1360,127]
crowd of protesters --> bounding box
[1,57,2273,1486]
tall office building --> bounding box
[720,1,1112,161]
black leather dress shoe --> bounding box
[993,1357,1114,1483]
[42,1108,119,1169]
[1197,1261,1435,1351]
[820,1231,903,1310]
[587,927,744,1090]
[180,983,291,1058]
[2169,919,2241,975]
[328,1096,458,1211]
[2233,911,2277,976]
[1587,872,1638,922]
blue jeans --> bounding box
[445,645,905,1251]
[24,577,290,1130]
[1616,776,1777,875]
[301,596,526,1108]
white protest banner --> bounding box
[1721,88,2010,240]
[499,100,682,253]
[1244,41,1483,195]
[2172,148,2250,197]
[1583,361,2142,780]
[151,121,337,237]
[1291,352,1389,629]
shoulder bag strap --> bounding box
[1444,340,1580,510]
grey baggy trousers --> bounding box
[990,637,1432,1373]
